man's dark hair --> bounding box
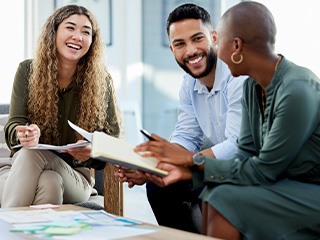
[166,3,212,35]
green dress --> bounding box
[194,56,320,239]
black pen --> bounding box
[24,123,30,139]
[140,129,155,141]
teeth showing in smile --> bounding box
[188,55,202,64]
[67,43,81,50]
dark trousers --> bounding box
[146,180,201,233]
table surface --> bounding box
[0,204,218,240]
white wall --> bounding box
[0,1,25,104]
[1,0,320,105]
[0,0,143,108]
[256,0,320,77]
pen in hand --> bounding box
[140,129,155,141]
[24,123,30,139]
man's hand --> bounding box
[134,134,194,166]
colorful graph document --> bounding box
[0,209,157,239]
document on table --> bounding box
[0,209,59,224]
[0,209,158,239]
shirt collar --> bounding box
[194,58,223,94]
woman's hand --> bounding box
[15,124,40,147]
[146,162,193,187]
[134,134,194,166]
[115,166,149,188]
[65,140,91,162]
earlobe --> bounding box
[212,31,218,53]
[212,30,218,45]
[169,44,173,53]
[231,37,244,64]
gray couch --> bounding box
[0,105,10,159]
[0,104,104,209]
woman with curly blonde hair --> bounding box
[2,5,121,207]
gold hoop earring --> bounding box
[231,52,243,64]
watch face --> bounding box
[193,153,205,166]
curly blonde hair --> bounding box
[28,5,121,144]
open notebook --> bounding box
[68,121,168,177]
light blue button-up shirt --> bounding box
[170,58,247,160]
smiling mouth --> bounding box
[186,54,204,65]
[67,43,82,50]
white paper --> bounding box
[12,120,92,151]
[68,120,93,142]
[0,209,157,240]
[12,141,90,151]
[0,209,59,224]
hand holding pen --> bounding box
[15,123,41,147]
[24,123,30,138]
[135,133,194,166]
[140,129,155,141]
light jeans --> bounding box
[0,160,10,206]
[1,148,92,208]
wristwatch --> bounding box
[192,152,205,166]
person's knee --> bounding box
[33,171,63,205]
[12,148,45,167]
[0,166,11,206]
[210,185,236,199]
